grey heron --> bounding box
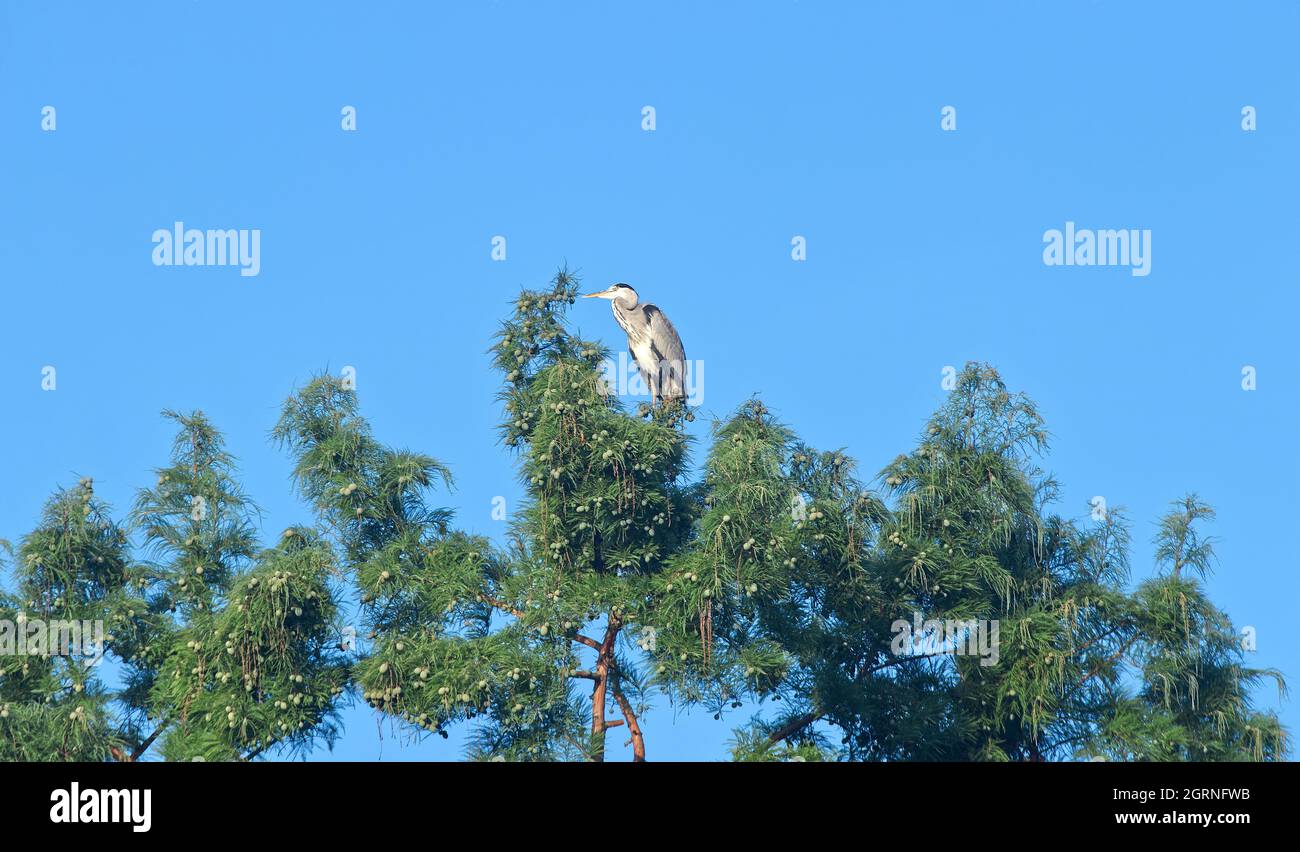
[583,283,687,405]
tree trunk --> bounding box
[590,615,621,761]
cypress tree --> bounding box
[0,276,1286,762]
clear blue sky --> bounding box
[1,1,1295,760]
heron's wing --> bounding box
[643,304,687,399]
[629,347,651,385]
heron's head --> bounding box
[582,283,637,306]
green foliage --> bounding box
[1,481,129,760]
[740,365,1288,762]
[729,720,836,762]
[0,271,1287,762]
[274,270,804,760]
[151,530,348,761]
[0,414,348,761]
[1113,496,1287,760]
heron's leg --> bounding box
[665,360,681,401]
[645,367,659,404]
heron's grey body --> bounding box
[584,283,686,404]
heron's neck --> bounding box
[613,290,638,310]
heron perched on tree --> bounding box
[583,283,687,405]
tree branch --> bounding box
[589,614,625,762]
[768,712,822,745]
[610,681,646,761]
[480,594,526,620]
[570,633,601,651]
[129,721,168,761]
[1064,635,1140,699]
[481,594,601,650]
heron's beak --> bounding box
[581,292,603,299]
